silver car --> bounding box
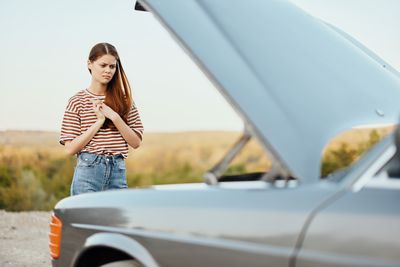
[50,1,400,266]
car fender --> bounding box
[75,232,160,267]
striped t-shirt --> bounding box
[59,89,144,158]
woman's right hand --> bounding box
[91,99,105,123]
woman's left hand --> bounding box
[101,103,120,121]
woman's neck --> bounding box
[88,80,107,96]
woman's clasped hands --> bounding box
[91,99,119,123]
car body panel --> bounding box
[83,233,160,267]
[54,182,340,267]
[296,187,400,267]
[141,0,400,183]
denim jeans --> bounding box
[71,152,127,196]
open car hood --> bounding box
[141,0,400,183]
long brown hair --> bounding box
[88,42,133,129]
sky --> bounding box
[0,0,399,132]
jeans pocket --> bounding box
[71,163,102,195]
[77,153,98,168]
[116,159,126,170]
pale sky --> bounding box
[0,0,399,132]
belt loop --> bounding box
[94,154,99,164]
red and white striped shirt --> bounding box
[59,89,144,158]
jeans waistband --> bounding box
[78,152,124,164]
[79,152,123,158]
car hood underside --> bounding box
[140,0,400,183]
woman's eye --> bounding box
[110,65,115,69]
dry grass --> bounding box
[325,127,394,150]
[0,127,393,175]
[0,128,394,210]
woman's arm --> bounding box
[64,120,104,155]
[101,103,142,149]
[111,115,142,149]
[64,102,105,155]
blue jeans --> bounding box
[71,152,128,196]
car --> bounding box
[49,0,400,266]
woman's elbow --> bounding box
[130,132,142,149]
[130,138,142,149]
[64,143,77,156]
[131,142,141,149]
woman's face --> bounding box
[88,54,117,85]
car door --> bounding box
[129,182,342,267]
[296,164,400,267]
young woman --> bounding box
[60,42,143,196]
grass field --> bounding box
[0,127,393,211]
[0,127,393,172]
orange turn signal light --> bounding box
[49,213,62,259]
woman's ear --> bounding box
[87,60,92,74]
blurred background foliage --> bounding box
[0,128,393,211]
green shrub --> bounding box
[321,130,382,177]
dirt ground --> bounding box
[0,210,52,267]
